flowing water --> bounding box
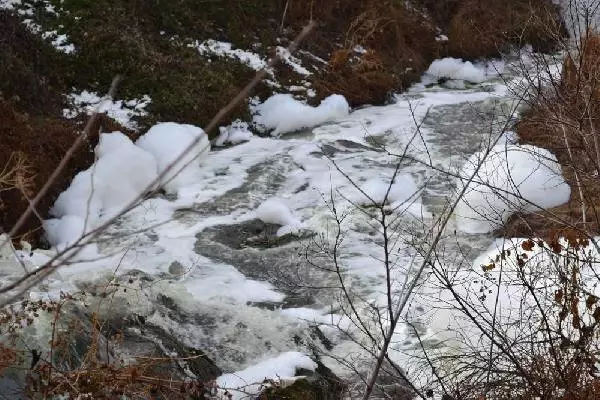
[8,60,541,395]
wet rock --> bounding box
[309,326,334,351]
[334,139,380,152]
[108,321,222,382]
[319,140,381,158]
[370,360,416,400]
[246,301,281,311]
[204,218,313,250]
[320,144,339,158]
[168,260,187,276]
[259,360,346,400]
[293,182,310,194]
[195,219,326,308]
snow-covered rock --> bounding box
[217,352,317,400]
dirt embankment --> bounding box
[0,0,565,245]
[303,0,564,106]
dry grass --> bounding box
[508,32,600,239]
[314,49,397,106]
[293,0,438,105]
[0,152,35,200]
[291,0,564,106]
[0,100,95,245]
[446,0,565,59]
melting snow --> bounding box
[1,0,76,53]
[63,91,151,130]
[195,39,269,71]
[276,46,311,75]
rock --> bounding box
[194,219,323,308]
[110,321,222,382]
[200,218,313,251]
[168,260,187,276]
[259,360,346,400]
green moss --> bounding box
[19,0,283,135]
[8,0,566,137]
[259,362,345,400]
[0,11,70,115]
[261,379,319,400]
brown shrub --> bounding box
[292,0,565,105]
[446,0,565,59]
[292,0,437,105]
[313,50,396,106]
[561,32,600,126]
[0,100,95,245]
[328,49,352,72]
[509,32,600,237]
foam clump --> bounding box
[215,120,253,146]
[136,122,210,193]
[455,144,571,233]
[253,93,350,136]
[424,57,504,86]
[255,198,304,237]
[45,123,210,251]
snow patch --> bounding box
[276,46,311,75]
[252,94,350,136]
[42,30,75,53]
[63,91,151,130]
[195,39,268,72]
[353,45,368,54]
[2,0,75,53]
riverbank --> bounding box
[0,0,565,245]
[503,32,600,240]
